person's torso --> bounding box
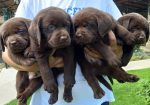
[27,0,109,17]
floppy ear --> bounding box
[96,15,113,38]
[119,17,131,30]
[29,18,41,46]
[0,35,5,52]
[24,20,31,29]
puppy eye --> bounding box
[48,24,56,30]
[83,24,89,28]
[16,29,27,34]
[130,28,137,32]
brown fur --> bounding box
[0,17,40,105]
[73,7,140,98]
[28,7,76,104]
[73,7,138,67]
[118,13,149,66]
[0,17,34,66]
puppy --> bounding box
[73,7,137,67]
[28,7,76,104]
[0,17,41,105]
[118,13,149,66]
[85,13,149,82]
[0,17,34,66]
[73,7,140,98]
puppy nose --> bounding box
[139,35,144,39]
[10,41,17,45]
[76,33,82,39]
[60,35,68,41]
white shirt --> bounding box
[16,0,122,20]
[15,0,122,105]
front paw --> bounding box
[48,89,58,104]
[24,47,34,58]
[63,87,73,103]
[63,78,75,102]
[125,34,136,45]
[94,87,105,99]
[22,58,35,66]
[127,74,140,82]
[117,74,140,83]
[17,92,28,105]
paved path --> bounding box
[123,59,150,70]
[0,59,150,105]
[0,68,17,105]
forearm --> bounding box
[2,47,64,72]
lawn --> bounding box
[111,68,150,105]
[6,68,150,105]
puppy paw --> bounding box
[127,74,140,82]
[17,92,27,104]
[63,87,73,102]
[125,34,136,45]
[63,92,73,102]
[24,47,34,58]
[94,88,105,99]
[118,74,140,83]
[22,58,35,66]
[17,101,26,105]
[48,93,58,104]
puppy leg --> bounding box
[109,67,139,82]
[121,45,134,66]
[81,62,105,98]
[35,52,58,104]
[17,77,43,104]
[63,46,76,102]
[78,56,104,98]
[115,24,136,45]
[76,46,105,98]
[92,40,121,67]
[16,71,29,105]
[96,75,112,91]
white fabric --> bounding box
[15,0,122,20]
[15,0,122,105]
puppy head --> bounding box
[29,7,74,49]
[0,17,30,53]
[73,7,113,45]
[118,13,149,44]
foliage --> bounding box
[111,68,150,105]
[131,46,150,61]
[136,80,150,104]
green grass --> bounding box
[6,97,31,105]
[111,68,150,105]
[6,68,150,105]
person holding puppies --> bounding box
[2,0,123,105]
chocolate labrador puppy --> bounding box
[73,7,137,67]
[28,7,76,104]
[73,7,140,98]
[84,12,149,87]
[118,13,149,66]
[0,17,42,105]
[0,17,34,66]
